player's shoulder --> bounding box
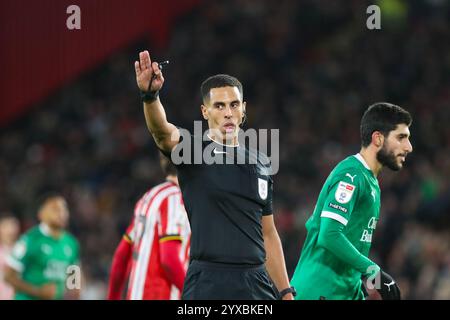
[256,149,270,165]
[245,146,271,167]
[148,181,180,197]
[22,225,41,239]
[62,232,80,248]
[330,155,367,185]
[14,226,41,251]
[137,181,180,207]
[334,155,366,172]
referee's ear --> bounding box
[242,101,247,118]
[201,104,209,120]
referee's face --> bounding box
[201,86,246,142]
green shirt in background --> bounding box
[7,224,80,300]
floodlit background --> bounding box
[1,0,449,299]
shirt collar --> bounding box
[207,134,239,148]
[354,153,371,170]
[39,223,53,237]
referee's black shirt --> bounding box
[163,131,273,265]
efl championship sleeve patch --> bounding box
[335,181,356,204]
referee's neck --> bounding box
[207,134,239,147]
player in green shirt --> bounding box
[290,102,413,300]
[4,194,80,300]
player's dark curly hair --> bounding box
[200,74,243,103]
[360,102,412,147]
[33,191,66,217]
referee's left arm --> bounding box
[262,215,293,300]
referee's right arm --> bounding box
[135,50,180,154]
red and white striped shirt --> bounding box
[125,181,190,300]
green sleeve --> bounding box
[317,217,379,276]
[6,235,33,273]
[320,169,361,225]
[71,238,80,266]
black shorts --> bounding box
[181,260,281,300]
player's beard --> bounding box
[376,142,401,171]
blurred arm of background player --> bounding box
[1,216,54,300]
[4,266,57,300]
[262,215,294,300]
[107,232,133,300]
[107,224,186,299]
[135,50,180,154]
[159,238,186,292]
[0,216,20,300]
[5,249,82,300]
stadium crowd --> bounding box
[1,0,449,299]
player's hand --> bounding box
[135,50,164,93]
[38,283,57,300]
[375,270,401,300]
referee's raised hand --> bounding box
[135,50,164,93]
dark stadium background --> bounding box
[1,0,449,299]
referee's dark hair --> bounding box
[360,102,412,147]
[200,74,243,103]
[159,152,177,176]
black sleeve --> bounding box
[262,174,273,215]
[259,152,274,216]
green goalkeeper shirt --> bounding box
[6,224,80,300]
[290,154,381,300]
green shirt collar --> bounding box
[39,223,52,237]
[354,153,370,170]
[354,153,376,178]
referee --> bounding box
[134,50,294,300]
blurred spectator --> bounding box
[0,215,20,300]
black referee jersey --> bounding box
[162,130,273,266]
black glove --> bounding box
[376,270,401,300]
[361,281,369,298]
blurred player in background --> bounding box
[290,103,413,300]
[4,194,80,300]
[0,215,20,300]
[107,153,190,300]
